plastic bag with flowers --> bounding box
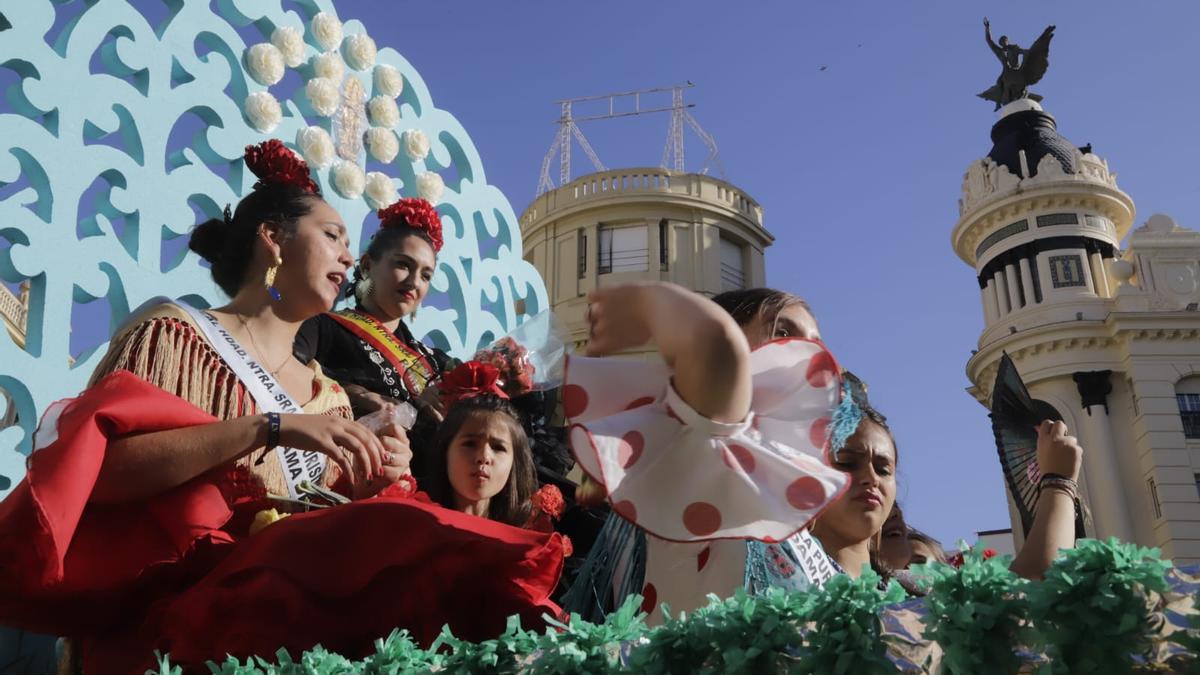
[471,311,566,398]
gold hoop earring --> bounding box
[265,256,282,301]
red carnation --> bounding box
[377,197,443,252]
[531,484,566,520]
[982,548,998,560]
[244,139,319,194]
[474,336,536,398]
[438,361,508,410]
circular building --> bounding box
[521,168,773,354]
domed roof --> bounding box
[987,108,1079,178]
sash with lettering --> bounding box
[745,529,841,594]
[325,308,437,395]
[177,302,325,499]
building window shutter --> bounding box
[719,237,745,291]
[598,225,649,274]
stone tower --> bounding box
[953,99,1200,561]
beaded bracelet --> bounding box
[265,412,282,450]
[1038,473,1078,500]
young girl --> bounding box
[422,360,567,536]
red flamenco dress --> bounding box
[0,372,565,674]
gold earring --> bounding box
[265,256,282,301]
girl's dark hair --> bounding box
[350,225,437,304]
[711,287,812,330]
[424,394,538,527]
[188,184,321,297]
[906,528,949,565]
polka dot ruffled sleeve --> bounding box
[564,338,848,543]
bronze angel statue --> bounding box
[979,18,1055,111]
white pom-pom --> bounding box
[270,26,306,68]
[312,51,345,83]
[364,171,399,208]
[416,171,445,203]
[332,160,366,199]
[368,95,400,128]
[343,33,377,71]
[366,128,400,163]
[244,43,285,86]
[311,12,344,52]
[305,77,340,117]
[373,64,403,98]
[403,128,431,161]
[296,126,336,169]
[244,91,282,132]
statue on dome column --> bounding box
[978,18,1056,111]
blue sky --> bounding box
[342,1,1200,547]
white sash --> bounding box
[789,528,840,587]
[175,301,326,499]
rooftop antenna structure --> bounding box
[536,83,726,196]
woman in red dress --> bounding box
[0,140,564,673]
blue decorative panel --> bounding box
[1036,212,1080,228]
[0,0,548,496]
[1048,254,1087,288]
[975,219,1029,259]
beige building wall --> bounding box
[521,168,773,355]
[953,101,1200,562]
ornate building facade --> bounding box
[0,282,28,428]
[953,99,1200,562]
[521,168,773,354]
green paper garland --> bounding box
[147,538,1199,674]
[919,545,1031,674]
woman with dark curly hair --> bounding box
[293,197,454,421]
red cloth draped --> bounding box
[0,372,232,635]
[0,371,564,674]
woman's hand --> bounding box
[1036,420,1083,481]
[350,422,413,499]
[278,414,385,489]
[585,282,751,424]
[344,383,398,415]
[417,384,446,422]
[584,283,661,356]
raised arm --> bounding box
[585,282,752,424]
[1008,420,1083,579]
[983,18,1004,61]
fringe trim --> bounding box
[90,316,352,495]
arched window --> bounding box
[1176,376,1200,439]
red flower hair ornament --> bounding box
[244,139,320,194]
[377,197,443,252]
[438,361,509,410]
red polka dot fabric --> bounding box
[563,339,847,543]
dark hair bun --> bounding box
[188,216,231,264]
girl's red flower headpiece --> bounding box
[377,197,443,252]
[244,139,319,195]
[439,361,508,410]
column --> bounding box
[995,269,1011,315]
[1071,371,1136,541]
[1019,257,1036,306]
[1005,262,1023,310]
[982,278,999,323]
[1089,251,1110,297]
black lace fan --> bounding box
[989,354,1083,538]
